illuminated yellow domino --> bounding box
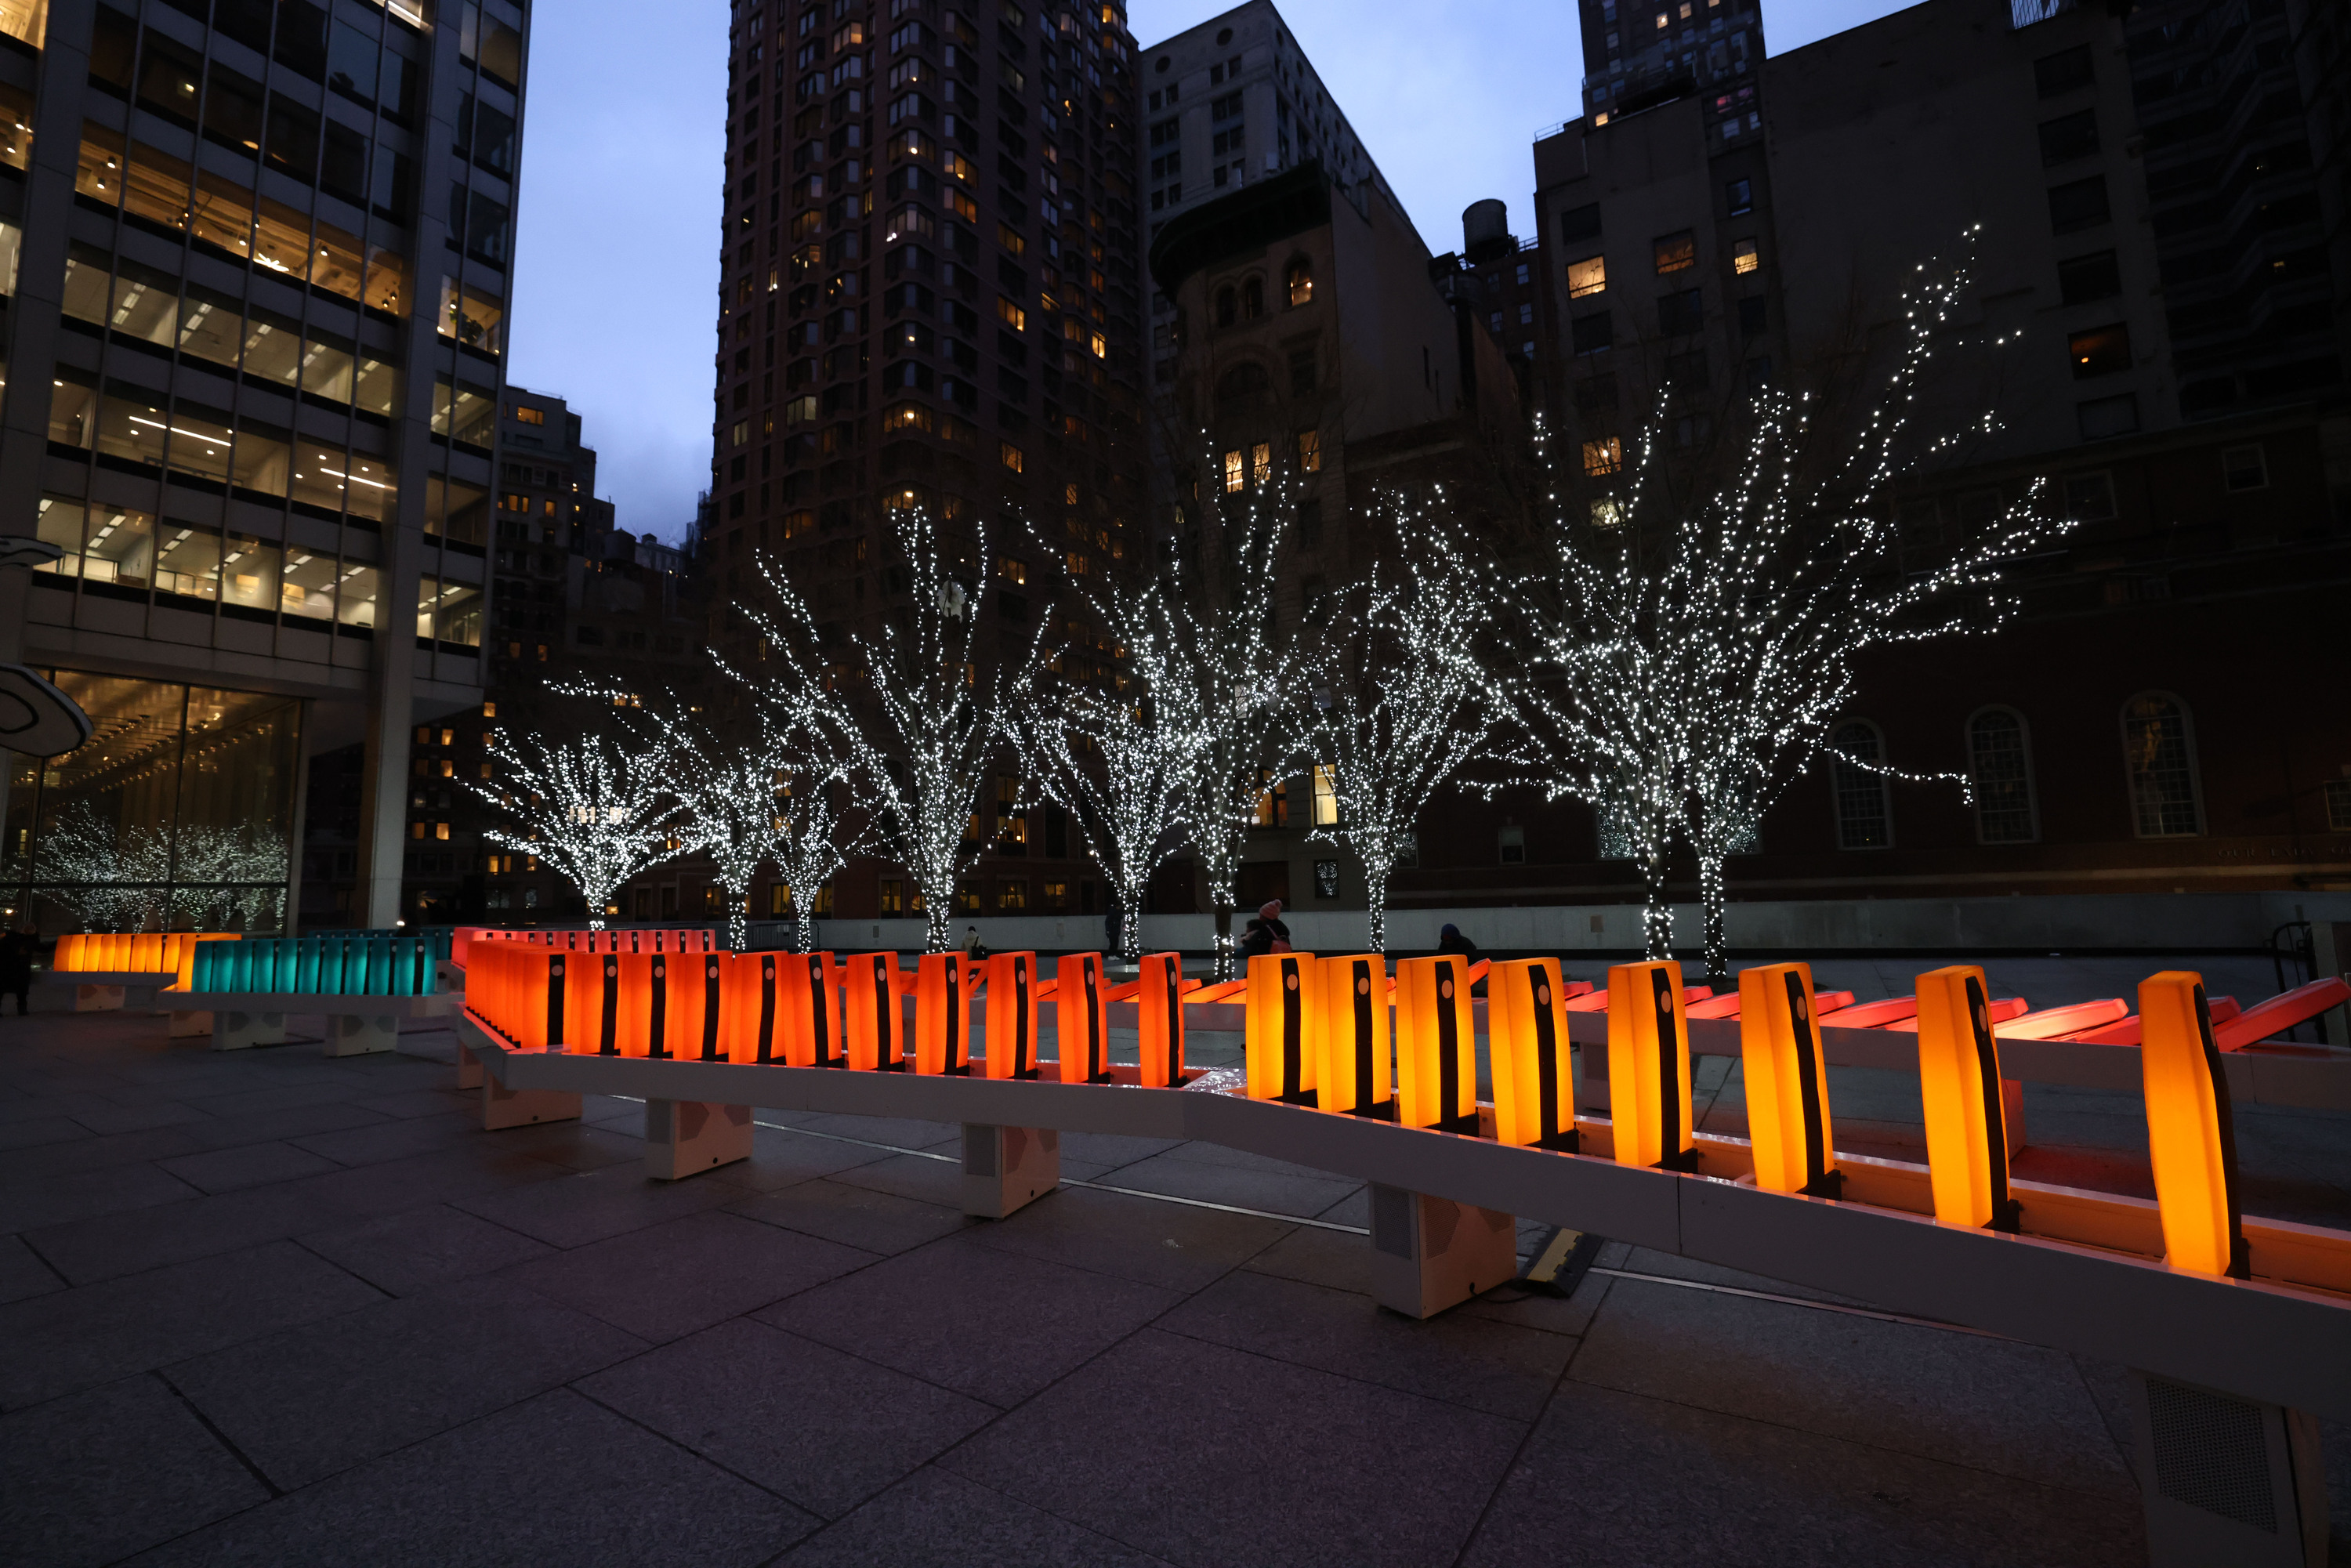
[1489,958,1578,1151]
[1316,954,1393,1118]
[1914,965,2019,1230]
[2139,971,2248,1278]
[1738,962,1842,1197]
[1244,953,1320,1103]
[1606,960,1697,1170]
[1396,954,1479,1132]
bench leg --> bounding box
[482,1078,581,1130]
[455,1041,484,1090]
[74,984,125,1013]
[643,1100,753,1179]
[168,1010,213,1038]
[962,1124,1059,1219]
[216,1010,288,1051]
[324,1013,399,1057]
[2126,1370,2327,1566]
[1367,1185,1517,1319]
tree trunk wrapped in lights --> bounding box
[1157,450,1308,981]
[1302,523,1503,954]
[764,749,865,954]
[1015,574,1197,961]
[729,504,1009,954]
[1506,241,2070,980]
[465,730,686,931]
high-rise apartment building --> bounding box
[0,0,530,936]
[706,0,1146,925]
[2126,0,2342,418]
[1578,0,1763,149]
[1134,0,1368,234]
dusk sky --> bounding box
[507,0,1914,542]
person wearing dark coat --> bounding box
[0,929,35,1016]
[1240,900,1291,958]
[1436,923,1481,960]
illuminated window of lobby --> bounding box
[2,675,299,937]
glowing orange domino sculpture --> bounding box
[2139,971,2249,1278]
[1739,962,1842,1197]
[1396,954,1479,1132]
[683,951,733,1061]
[982,952,1043,1079]
[842,953,905,1070]
[779,951,842,1067]
[1488,958,1577,1151]
[1136,953,1187,1088]
[1606,960,1698,1171]
[1244,952,1319,1103]
[1057,954,1111,1084]
[1316,954,1393,1119]
[914,952,973,1075]
[734,951,788,1063]
[625,951,680,1059]
[1913,965,2019,1230]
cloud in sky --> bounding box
[507,0,1913,542]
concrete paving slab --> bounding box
[1458,1379,2145,1568]
[1158,1268,1575,1421]
[961,1183,1291,1292]
[166,1275,647,1491]
[942,1327,1526,1568]
[0,1240,383,1410]
[0,1374,270,1568]
[730,1178,976,1255]
[156,1140,344,1195]
[502,1209,875,1342]
[450,1159,752,1249]
[778,1466,1177,1566]
[1569,1276,2138,1501]
[127,1388,813,1568]
[26,1183,358,1285]
[757,1235,1179,1408]
[298,1204,559,1296]
[579,1318,998,1519]
[0,1233,63,1304]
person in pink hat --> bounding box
[1241,899,1291,958]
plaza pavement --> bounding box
[1,952,2346,1566]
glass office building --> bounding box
[0,0,528,933]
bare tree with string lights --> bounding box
[731,503,1012,954]
[1303,517,1505,954]
[466,730,686,931]
[632,712,786,953]
[1505,241,2070,981]
[1014,570,1199,961]
[1156,450,1310,980]
[759,713,869,955]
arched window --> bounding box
[1831,720,1892,850]
[1966,707,2038,844]
[2121,692,2202,837]
[1286,257,1313,306]
[1242,276,1264,319]
[1215,287,1237,328]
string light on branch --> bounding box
[465,730,686,932]
[1304,515,1504,954]
[1502,236,2074,981]
[726,502,1008,954]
